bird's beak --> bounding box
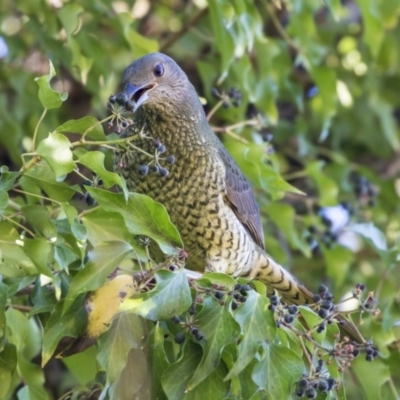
[124,81,157,111]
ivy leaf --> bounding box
[78,151,127,191]
[42,296,87,366]
[21,162,76,202]
[85,274,138,338]
[188,297,240,390]
[121,269,191,320]
[306,161,338,206]
[162,341,230,400]
[0,189,8,209]
[56,116,106,141]
[0,343,17,398]
[87,187,182,254]
[225,290,276,379]
[35,60,68,109]
[36,133,75,178]
[252,343,304,399]
[64,241,133,313]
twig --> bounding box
[31,109,47,152]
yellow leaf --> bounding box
[85,275,138,338]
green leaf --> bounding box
[226,142,303,200]
[188,297,240,389]
[21,205,57,239]
[162,341,230,400]
[306,161,338,206]
[36,133,75,178]
[86,187,182,254]
[97,313,148,382]
[357,0,384,58]
[22,163,76,202]
[82,209,134,246]
[252,343,304,399]
[23,238,53,276]
[0,221,36,277]
[121,269,192,320]
[78,151,126,189]
[35,60,68,109]
[64,241,133,312]
[323,245,354,288]
[0,343,17,398]
[225,290,276,379]
[0,189,8,209]
[58,3,84,36]
[265,203,310,256]
[56,116,106,141]
[42,296,87,366]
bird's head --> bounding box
[122,52,198,113]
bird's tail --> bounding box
[248,247,364,343]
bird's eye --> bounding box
[153,63,164,77]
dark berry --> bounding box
[305,388,317,399]
[116,93,128,104]
[211,87,219,98]
[172,315,181,324]
[268,304,275,312]
[222,101,230,108]
[191,327,198,336]
[321,300,333,310]
[234,284,242,291]
[233,293,241,300]
[85,194,96,206]
[366,347,374,356]
[318,308,329,319]
[215,291,224,300]
[121,121,129,128]
[296,389,305,397]
[152,165,160,173]
[166,155,176,164]
[158,144,166,154]
[356,283,366,291]
[312,294,321,303]
[168,264,178,271]
[109,95,116,104]
[239,295,247,303]
[288,305,298,315]
[125,100,135,111]
[174,332,185,344]
[195,332,204,341]
[231,301,238,310]
[373,348,379,357]
[241,284,251,292]
[138,165,149,176]
[352,348,360,357]
[284,314,295,324]
[316,322,325,333]
[159,167,169,177]
[270,295,279,305]
[154,140,162,149]
[189,305,196,315]
[318,380,329,393]
[298,379,308,388]
[327,378,336,390]
[318,284,328,294]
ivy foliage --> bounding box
[0,1,400,399]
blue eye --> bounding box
[153,63,164,77]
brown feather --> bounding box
[217,146,265,249]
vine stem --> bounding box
[31,108,47,152]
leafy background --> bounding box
[0,0,399,399]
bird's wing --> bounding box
[217,145,265,249]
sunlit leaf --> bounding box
[35,60,68,109]
[36,133,75,178]
[121,269,191,320]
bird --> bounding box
[113,52,363,341]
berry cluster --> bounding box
[296,362,337,398]
[211,87,242,108]
[268,295,299,326]
[352,174,377,207]
[136,139,176,178]
[171,315,204,344]
[231,283,251,310]
[106,93,135,133]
